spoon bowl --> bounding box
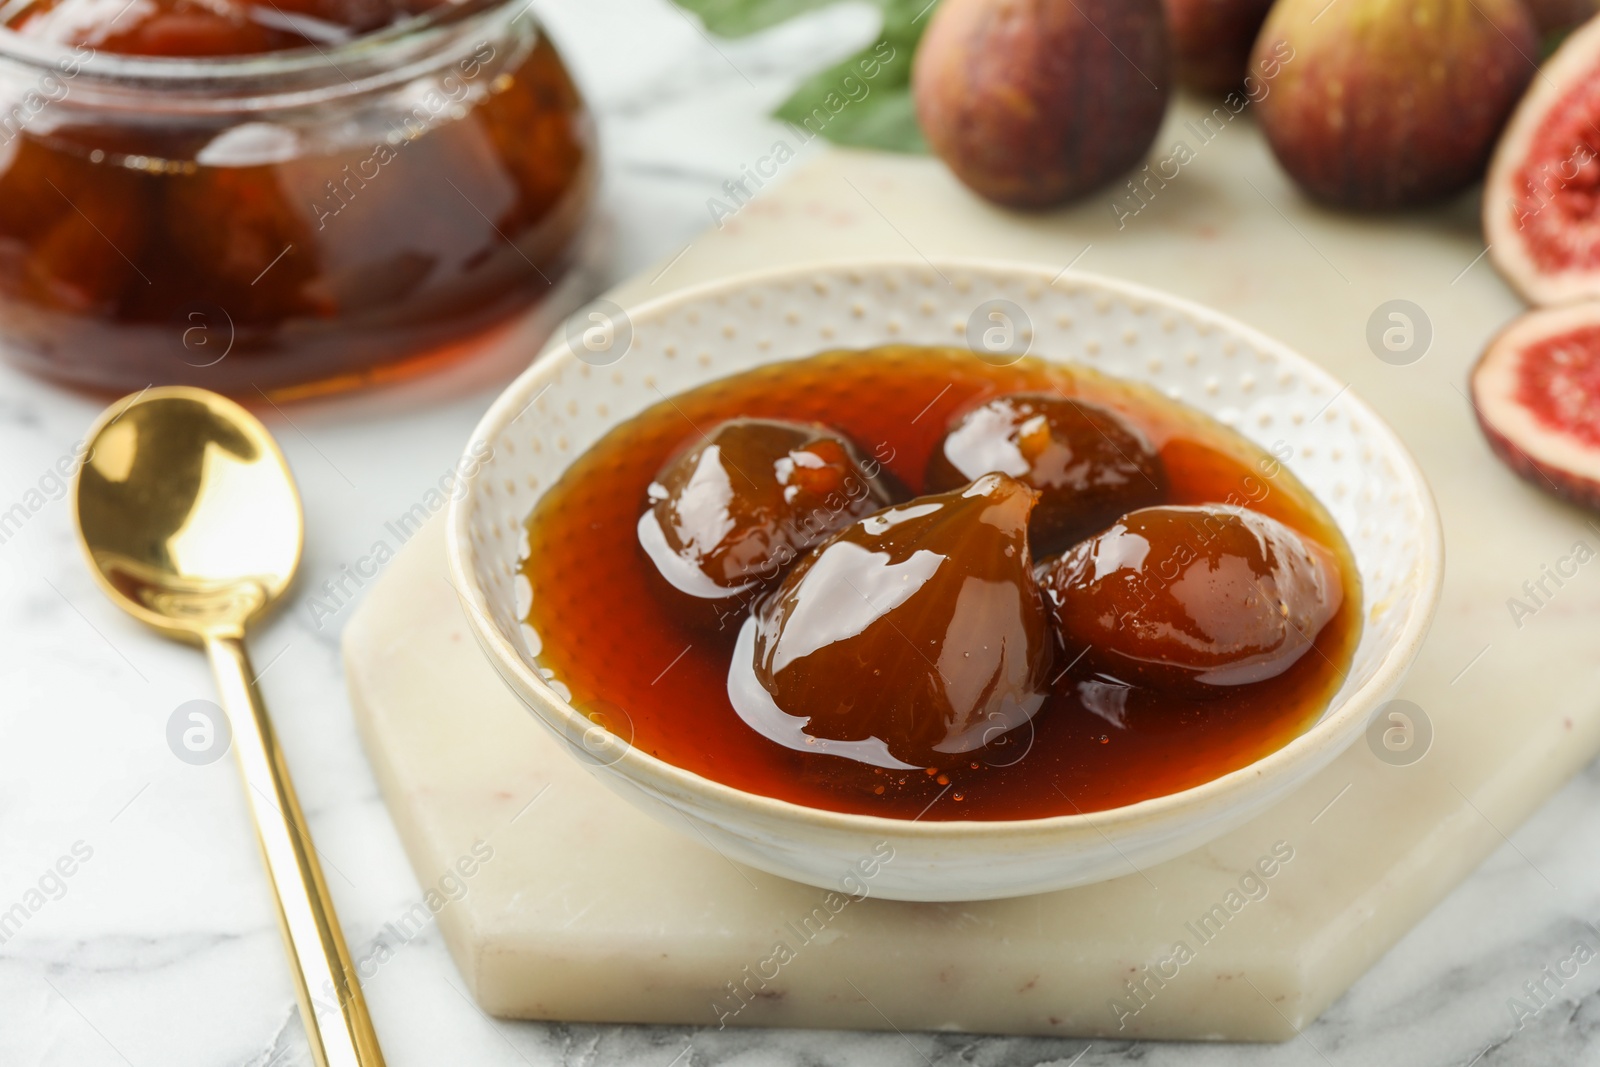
[76,388,301,639]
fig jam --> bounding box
[521,347,1362,820]
[0,0,594,395]
[9,0,440,55]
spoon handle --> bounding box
[206,634,386,1067]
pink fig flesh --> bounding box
[1486,15,1600,305]
[1472,301,1600,511]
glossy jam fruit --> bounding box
[1041,505,1344,695]
[925,392,1166,556]
[639,418,902,631]
[728,472,1053,769]
[10,0,439,55]
[0,5,594,396]
[520,346,1362,820]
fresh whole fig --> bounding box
[1251,0,1538,210]
[1163,0,1275,94]
[913,0,1170,209]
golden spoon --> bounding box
[73,386,384,1067]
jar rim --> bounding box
[0,0,523,92]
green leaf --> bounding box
[671,0,844,37]
[786,89,926,153]
[673,0,937,153]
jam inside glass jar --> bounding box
[0,0,595,395]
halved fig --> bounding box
[1472,302,1600,509]
[1485,16,1600,304]
[727,472,1054,769]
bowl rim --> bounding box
[446,255,1446,840]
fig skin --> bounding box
[638,419,902,632]
[912,0,1170,209]
[1040,505,1344,695]
[1251,0,1538,211]
[1526,0,1600,36]
[728,472,1054,769]
[924,393,1167,558]
[1163,0,1275,94]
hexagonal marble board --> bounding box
[342,98,1600,1040]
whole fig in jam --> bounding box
[639,418,900,631]
[10,0,440,55]
[727,472,1054,769]
[1040,505,1343,694]
[925,393,1166,557]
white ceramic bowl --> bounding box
[447,258,1443,903]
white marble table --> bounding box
[2,2,1598,1064]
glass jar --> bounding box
[0,0,596,396]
